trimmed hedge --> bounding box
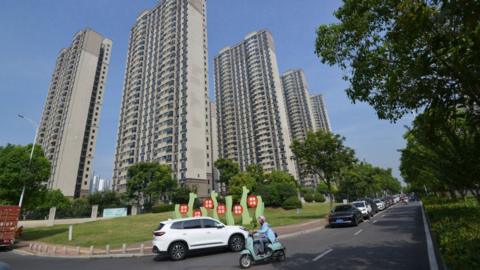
[282,196,302,210]
[314,193,326,203]
[303,193,314,203]
[424,197,480,270]
[152,203,175,213]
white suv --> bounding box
[352,201,373,219]
[152,217,249,260]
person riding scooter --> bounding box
[253,215,276,255]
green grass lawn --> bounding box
[20,203,330,248]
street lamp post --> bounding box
[17,114,38,208]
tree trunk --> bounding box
[326,180,333,211]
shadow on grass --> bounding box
[20,227,68,241]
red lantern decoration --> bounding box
[217,204,226,215]
[247,195,258,208]
[179,204,189,215]
[203,199,214,209]
[233,204,243,215]
[193,209,202,217]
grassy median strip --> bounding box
[423,197,480,270]
[20,203,330,248]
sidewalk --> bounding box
[14,218,328,258]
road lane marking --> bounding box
[312,248,333,261]
[372,220,378,224]
[420,201,439,270]
[353,229,363,236]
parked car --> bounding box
[352,201,373,219]
[358,198,379,213]
[373,199,385,211]
[152,217,249,260]
[328,204,363,227]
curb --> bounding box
[420,201,447,270]
[12,248,154,259]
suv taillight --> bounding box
[153,231,165,237]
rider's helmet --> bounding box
[257,215,266,224]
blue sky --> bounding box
[0,0,412,181]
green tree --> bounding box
[214,158,240,195]
[400,109,480,201]
[265,170,297,186]
[87,191,126,212]
[0,144,50,210]
[38,189,71,210]
[126,162,176,208]
[315,0,480,122]
[172,186,191,204]
[291,130,356,209]
[246,164,265,185]
[228,172,256,201]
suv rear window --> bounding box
[156,223,165,230]
[183,220,202,229]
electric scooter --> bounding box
[239,233,286,269]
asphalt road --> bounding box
[0,202,430,270]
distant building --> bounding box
[281,69,316,141]
[310,94,331,132]
[37,29,112,198]
[214,30,297,179]
[90,175,112,193]
[112,0,211,197]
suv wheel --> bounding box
[229,234,245,252]
[169,242,187,261]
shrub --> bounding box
[152,203,175,213]
[303,193,314,203]
[282,196,302,210]
[314,193,326,203]
[424,198,480,269]
[256,182,297,207]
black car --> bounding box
[358,198,379,213]
[328,204,363,227]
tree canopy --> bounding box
[291,130,356,209]
[126,162,176,207]
[214,158,240,194]
[0,144,50,210]
[315,0,480,122]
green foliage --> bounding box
[172,186,191,204]
[316,182,328,194]
[214,158,240,193]
[315,0,480,122]
[300,187,314,196]
[0,144,50,210]
[400,109,480,201]
[127,162,176,207]
[338,162,401,200]
[228,172,256,201]
[265,170,297,186]
[282,196,302,210]
[256,181,297,208]
[151,203,175,213]
[424,198,480,269]
[303,193,314,203]
[291,130,356,209]
[246,164,265,184]
[38,189,71,210]
[313,193,326,203]
[87,191,126,212]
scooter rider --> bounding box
[253,216,276,255]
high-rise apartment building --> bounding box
[281,69,316,141]
[37,29,112,198]
[310,94,331,132]
[113,0,210,196]
[207,101,219,192]
[214,30,297,178]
